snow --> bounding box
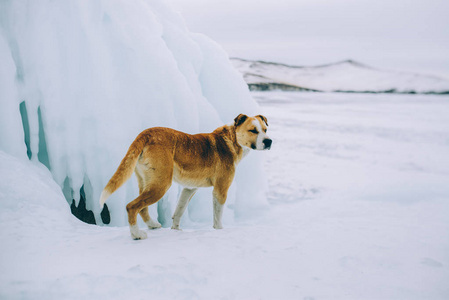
[231,58,449,94]
[0,33,26,159]
[0,0,266,226]
[1,92,449,299]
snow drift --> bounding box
[0,0,268,226]
[231,58,449,94]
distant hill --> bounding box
[231,58,449,94]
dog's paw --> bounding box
[130,225,148,240]
[131,230,147,240]
[171,224,182,231]
[146,219,162,229]
[213,224,223,230]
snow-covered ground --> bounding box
[1,92,449,299]
[231,58,449,94]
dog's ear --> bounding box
[256,115,268,127]
[234,114,248,127]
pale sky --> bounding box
[169,0,449,77]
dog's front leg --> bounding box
[213,196,224,229]
[214,196,224,229]
[213,180,232,229]
[172,187,197,230]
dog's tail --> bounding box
[99,136,146,209]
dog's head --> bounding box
[234,114,272,150]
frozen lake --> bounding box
[256,91,449,205]
[1,92,448,299]
[255,91,449,298]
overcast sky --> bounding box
[169,0,449,77]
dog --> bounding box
[99,114,272,239]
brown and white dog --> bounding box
[99,114,271,239]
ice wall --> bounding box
[0,0,268,226]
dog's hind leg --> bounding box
[139,207,162,229]
[126,185,170,240]
[127,149,173,239]
[126,169,173,239]
[135,170,145,194]
[171,187,197,230]
[135,164,162,229]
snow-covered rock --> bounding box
[231,58,449,94]
[0,0,267,226]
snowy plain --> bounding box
[1,91,448,299]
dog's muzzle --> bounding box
[263,138,272,150]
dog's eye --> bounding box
[249,129,258,134]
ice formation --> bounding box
[0,0,268,226]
